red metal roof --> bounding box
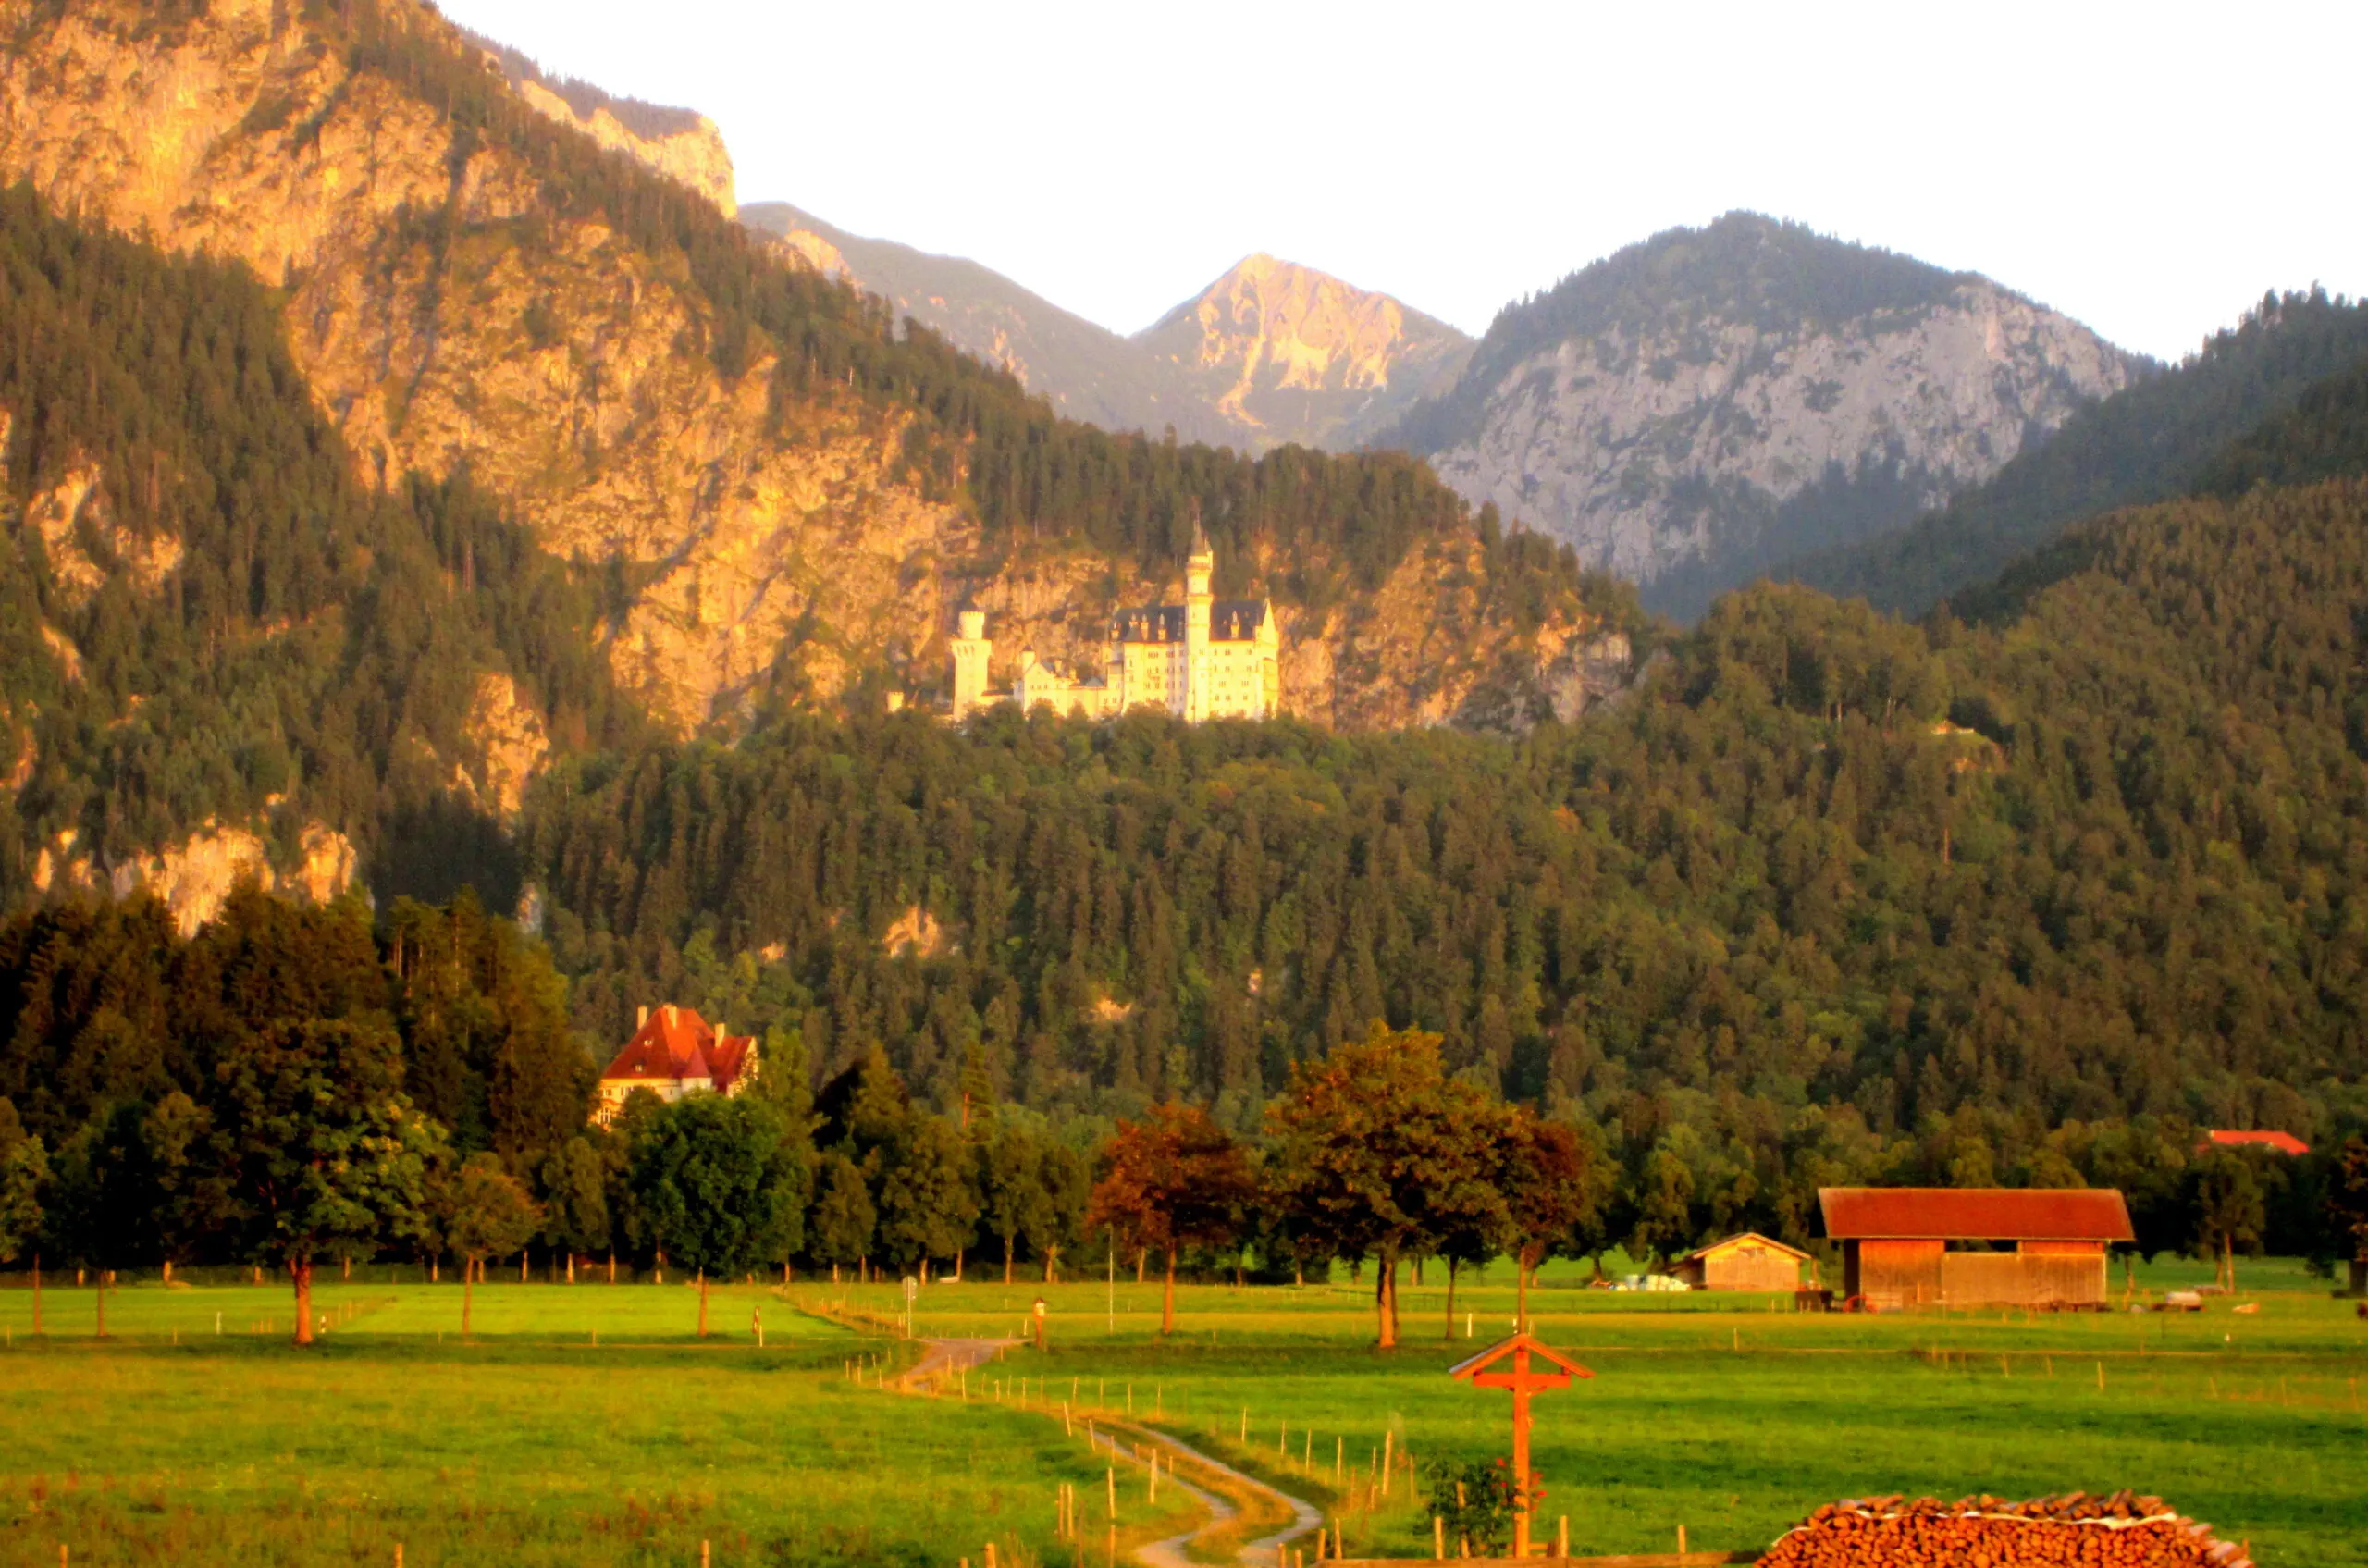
[1818,1188,2133,1242]
[2205,1130,2310,1155]
[600,1006,757,1095]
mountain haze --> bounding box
[737,201,1238,444]
[1386,214,2145,619]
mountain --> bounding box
[1131,254,1475,451]
[1382,213,2146,619]
[737,202,1238,444]
[464,30,736,216]
[1787,288,2368,618]
[0,0,1632,925]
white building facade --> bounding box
[951,529,1282,722]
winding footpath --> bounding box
[907,1338,1324,1568]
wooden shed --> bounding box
[1671,1232,1811,1291]
[1819,1188,2133,1310]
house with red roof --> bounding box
[594,1005,759,1126]
[2202,1130,2311,1155]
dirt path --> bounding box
[900,1336,1019,1388]
[901,1340,1325,1566]
[1091,1420,1325,1568]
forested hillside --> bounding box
[0,180,635,904]
[1787,289,2368,616]
[0,0,1607,745]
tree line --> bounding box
[2,883,2362,1348]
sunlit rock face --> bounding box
[1133,253,1474,451]
[1394,214,2146,616]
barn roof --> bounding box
[1818,1188,2134,1242]
[2205,1130,2311,1155]
[1679,1230,1810,1264]
[601,1005,757,1094]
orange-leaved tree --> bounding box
[1267,1021,1503,1349]
[1498,1109,1615,1332]
[1088,1104,1254,1336]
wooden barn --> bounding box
[1819,1188,2133,1310]
[1671,1232,1811,1291]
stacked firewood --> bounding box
[1756,1492,2251,1567]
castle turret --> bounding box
[950,608,992,719]
[1183,519,1213,722]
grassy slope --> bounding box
[0,1262,2357,1567]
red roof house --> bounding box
[594,1005,759,1125]
[2203,1130,2310,1155]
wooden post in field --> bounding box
[1558,1516,1568,1557]
[1382,1429,1393,1497]
[1434,1516,1445,1559]
[1677,1525,1686,1554]
[1106,1466,1116,1517]
[701,1543,709,1568]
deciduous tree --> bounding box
[1266,1023,1499,1349]
[1088,1103,1254,1335]
[438,1153,540,1339]
[628,1093,809,1335]
[204,1019,444,1345]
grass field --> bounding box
[0,1256,2360,1567]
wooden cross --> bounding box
[1449,1331,1593,1558]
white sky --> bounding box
[436,0,2368,364]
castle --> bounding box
[951,526,1281,722]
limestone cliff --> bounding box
[1133,254,1474,451]
[32,818,360,935]
[1391,214,2146,618]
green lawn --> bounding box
[0,1262,2361,1566]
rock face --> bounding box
[1392,214,2145,617]
[1133,254,1474,451]
[741,202,1238,444]
[32,819,360,934]
[470,31,735,216]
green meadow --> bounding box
[0,1259,2361,1567]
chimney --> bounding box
[636,1005,648,1029]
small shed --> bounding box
[1671,1232,1811,1291]
[1819,1188,2133,1310]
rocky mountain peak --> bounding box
[1132,254,1474,450]
[1388,213,2149,617]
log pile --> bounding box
[1756,1492,2251,1567]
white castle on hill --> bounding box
[951,525,1282,722]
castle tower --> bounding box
[1183,519,1214,722]
[950,608,993,719]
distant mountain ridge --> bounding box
[737,202,1237,444]
[1130,253,1474,450]
[1383,213,2145,619]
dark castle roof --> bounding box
[1111,600,1269,645]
